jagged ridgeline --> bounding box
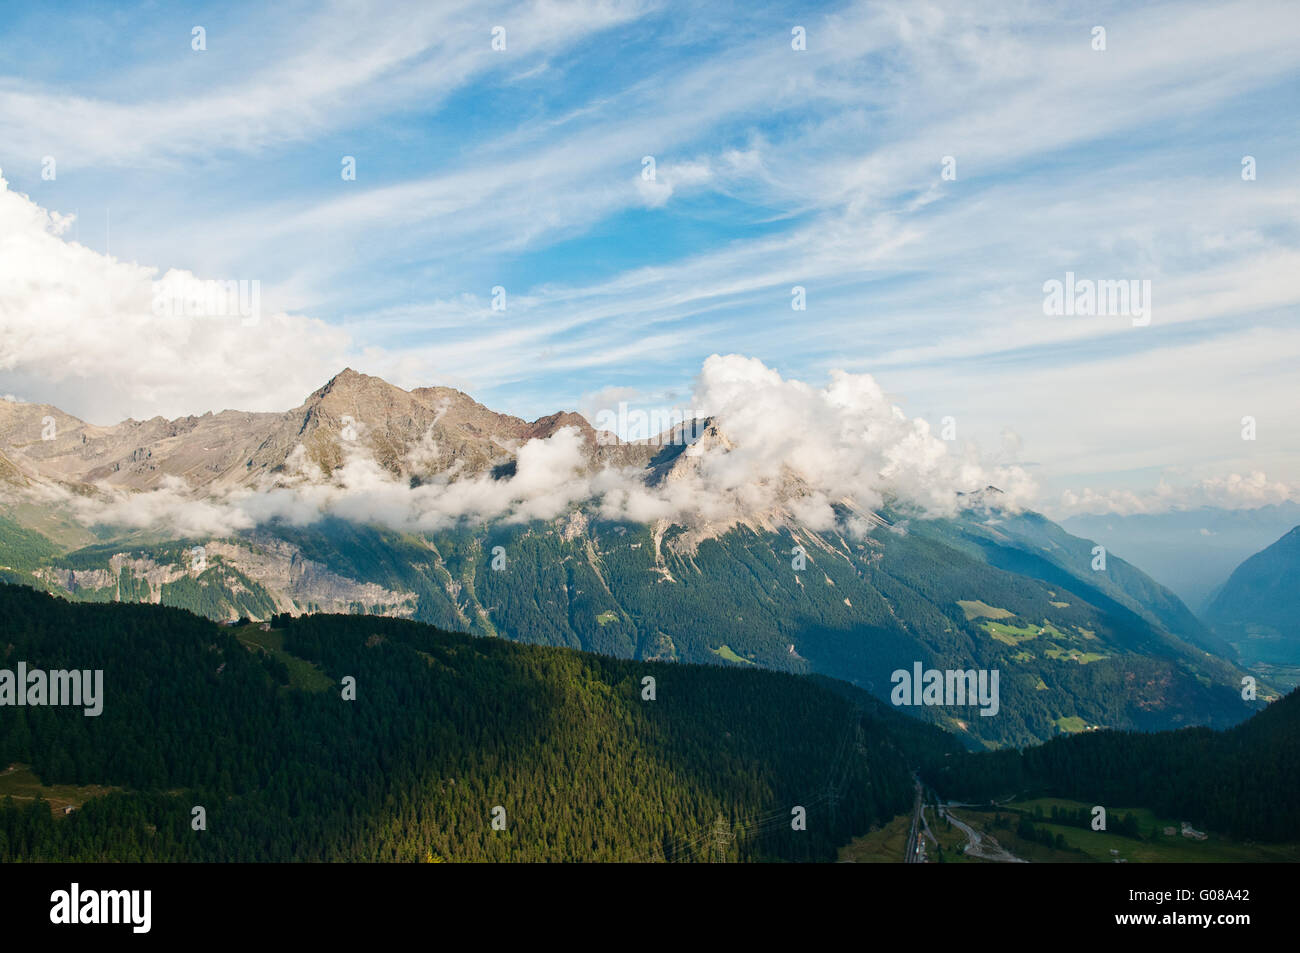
[0,584,956,862]
[0,369,1262,749]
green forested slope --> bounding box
[929,687,1300,842]
[0,584,953,862]
[4,502,1259,748]
[1205,526,1300,663]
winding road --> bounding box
[940,805,1026,863]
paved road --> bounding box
[919,804,938,848]
[942,805,1026,863]
[904,777,924,863]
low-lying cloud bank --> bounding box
[1057,471,1298,517]
[31,355,1038,540]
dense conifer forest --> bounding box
[0,584,952,861]
[927,687,1300,842]
[2,581,1291,861]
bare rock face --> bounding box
[0,370,866,565]
[0,368,665,495]
[0,449,28,487]
[33,565,116,593]
[646,417,729,486]
[0,396,287,492]
[204,536,416,617]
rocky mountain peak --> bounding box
[0,371,663,496]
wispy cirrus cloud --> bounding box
[0,0,652,168]
[0,0,1296,512]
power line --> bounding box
[711,813,735,863]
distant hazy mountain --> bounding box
[1204,526,1300,666]
[0,371,1264,749]
[1060,503,1300,613]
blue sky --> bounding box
[1,0,1298,515]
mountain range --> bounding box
[0,370,1268,749]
